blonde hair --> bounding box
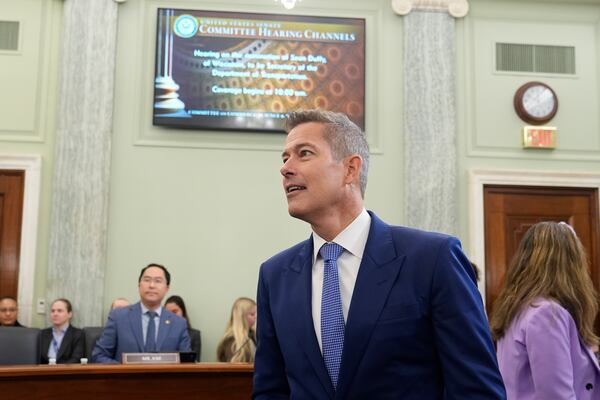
[216,297,257,362]
[491,221,599,347]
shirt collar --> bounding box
[140,303,162,317]
[53,322,70,335]
[312,208,371,262]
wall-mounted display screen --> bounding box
[153,9,365,132]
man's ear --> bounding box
[344,154,362,185]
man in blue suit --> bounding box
[92,264,190,363]
[253,110,506,399]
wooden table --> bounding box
[0,363,253,399]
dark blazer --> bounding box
[189,328,201,361]
[253,212,506,399]
[91,302,191,363]
[40,325,85,364]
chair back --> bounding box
[83,326,103,359]
[0,327,40,365]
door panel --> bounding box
[0,170,25,298]
[484,185,599,321]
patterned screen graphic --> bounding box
[153,9,365,132]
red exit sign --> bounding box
[523,126,556,149]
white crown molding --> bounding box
[0,154,42,326]
[391,0,469,18]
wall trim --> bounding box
[0,154,42,326]
[468,169,600,303]
[391,0,469,18]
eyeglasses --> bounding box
[0,308,17,313]
[140,277,166,285]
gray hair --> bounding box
[286,109,370,197]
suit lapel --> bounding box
[129,303,144,351]
[56,326,72,360]
[286,238,335,398]
[156,310,173,350]
[336,213,405,398]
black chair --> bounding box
[83,326,103,359]
[190,328,201,361]
[0,327,40,365]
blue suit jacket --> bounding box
[253,212,506,399]
[91,302,190,363]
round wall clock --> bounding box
[513,81,558,125]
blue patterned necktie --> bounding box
[320,242,345,389]
[145,311,157,352]
[48,328,63,359]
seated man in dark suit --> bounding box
[0,296,25,327]
[91,264,191,363]
[40,298,85,364]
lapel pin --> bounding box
[165,319,171,325]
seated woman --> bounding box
[164,295,201,361]
[216,297,257,363]
[491,221,600,399]
[40,298,85,364]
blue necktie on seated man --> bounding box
[320,242,345,390]
[145,311,157,352]
[48,328,64,359]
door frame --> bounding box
[468,169,600,305]
[0,154,41,325]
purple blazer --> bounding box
[497,298,600,400]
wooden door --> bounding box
[484,185,599,319]
[0,170,25,298]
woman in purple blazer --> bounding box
[491,221,600,400]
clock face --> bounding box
[522,85,555,118]
[514,81,558,125]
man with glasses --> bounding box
[92,263,190,363]
[0,296,24,327]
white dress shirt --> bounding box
[311,208,371,351]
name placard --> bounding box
[122,352,180,364]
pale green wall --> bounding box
[0,0,62,328]
[2,0,600,361]
[106,0,403,361]
[455,0,600,239]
